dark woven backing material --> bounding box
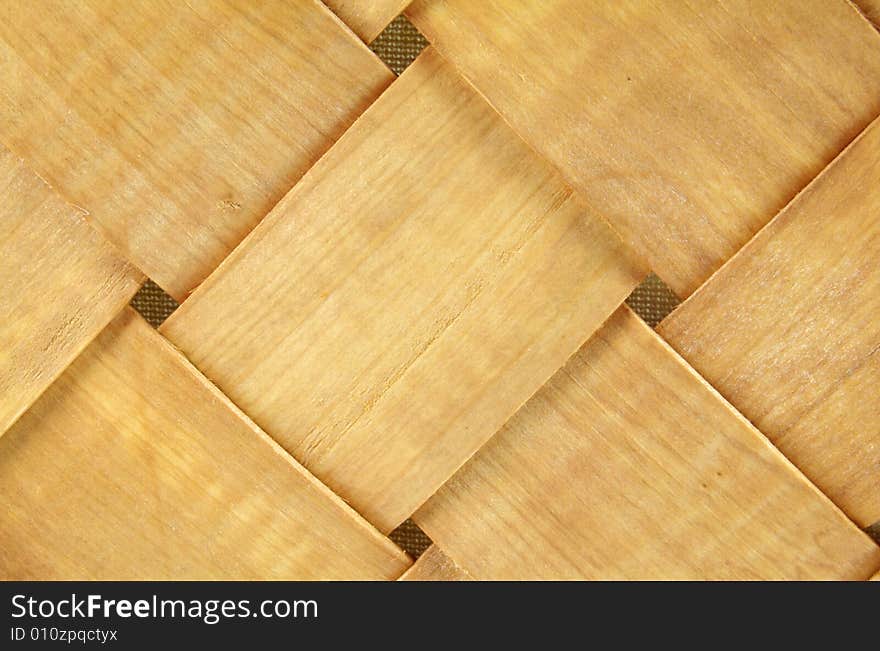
[371,15,429,75]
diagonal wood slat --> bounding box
[0,0,393,300]
[658,116,880,528]
[0,145,142,438]
[399,545,472,581]
[407,0,880,297]
[414,307,880,580]
[324,0,412,43]
[161,48,646,533]
[0,309,410,580]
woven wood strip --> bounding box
[399,545,472,582]
[414,307,880,580]
[0,0,392,300]
[324,0,411,43]
[161,48,646,533]
[658,116,880,528]
[0,308,409,580]
[407,0,880,297]
[0,146,142,437]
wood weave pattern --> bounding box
[2,0,879,580]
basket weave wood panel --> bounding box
[414,306,878,579]
[0,0,392,300]
[160,48,646,533]
[0,147,142,436]
[658,119,880,528]
[0,309,408,579]
[407,0,880,298]
[1,0,879,580]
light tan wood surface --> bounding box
[324,0,411,42]
[0,146,141,438]
[658,117,880,528]
[399,546,473,581]
[407,0,880,297]
[0,309,410,580]
[162,49,646,533]
[0,0,393,300]
[414,307,880,580]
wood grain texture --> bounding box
[162,49,646,533]
[0,0,393,300]
[0,146,141,438]
[398,546,472,581]
[0,308,409,580]
[407,0,880,296]
[324,0,411,42]
[658,117,880,527]
[414,307,880,580]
